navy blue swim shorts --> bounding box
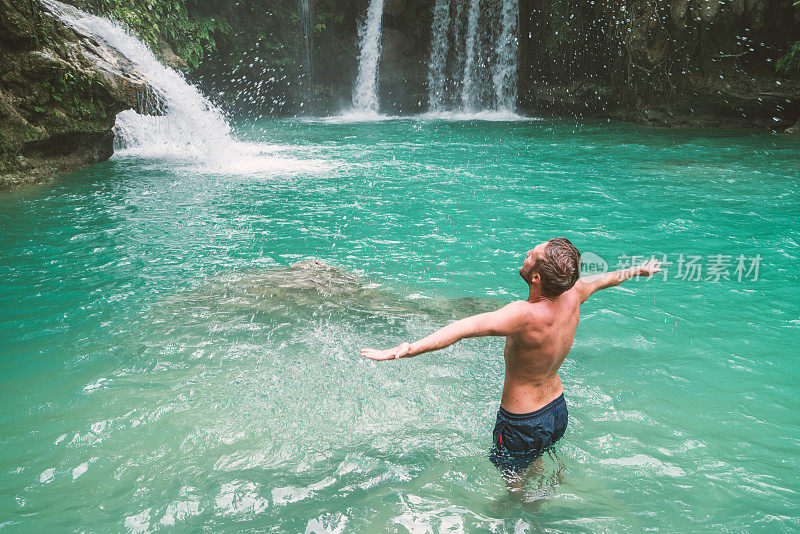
[489,393,568,473]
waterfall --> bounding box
[298,0,313,105]
[351,0,385,114]
[449,0,466,107]
[426,0,520,116]
[427,0,451,111]
[460,0,481,111]
[40,0,235,163]
[493,0,519,111]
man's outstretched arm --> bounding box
[361,301,528,361]
[575,257,662,304]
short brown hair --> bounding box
[533,238,581,298]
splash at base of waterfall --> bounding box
[418,110,532,122]
[112,113,332,176]
[326,110,399,123]
[112,112,333,176]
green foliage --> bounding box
[66,0,311,88]
[32,62,107,127]
[777,3,800,76]
[71,0,231,69]
[314,6,344,33]
[0,133,14,154]
[776,41,800,75]
[402,0,434,36]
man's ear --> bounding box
[531,272,540,284]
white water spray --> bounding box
[449,0,466,105]
[351,0,385,115]
[40,0,332,174]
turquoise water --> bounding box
[1,118,799,532]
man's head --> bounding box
[519,238,581,298]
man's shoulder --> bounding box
[529,292,580,321]
[498,297,575,324]
[491,300,535,329]
[502,299,537,316]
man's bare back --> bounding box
[500,288,579,413]
[361,238,661,478]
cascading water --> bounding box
[298,0,313,105]
[427,0,451,111]
[449,0,466,106]
[427,0,520,116]
[40,0,235,163]
[350,0,386,116]
[460,0,481,111]
[493,0,519,110]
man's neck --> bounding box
[526,284,554,303]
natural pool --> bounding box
[1,118,798,531]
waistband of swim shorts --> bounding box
[498,393,565,420]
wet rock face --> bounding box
[0,0,158,191]
[377,0,430,114]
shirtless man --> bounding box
[361,238,661,483]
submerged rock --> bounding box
[0,0,161,191]
[167,260,503,322]
[282,259,363,296]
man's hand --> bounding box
[577,256,663,303]
[361,342,411,361]
[634,257,662,277]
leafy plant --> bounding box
[775,1,800,75]
[777,41,800,75]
